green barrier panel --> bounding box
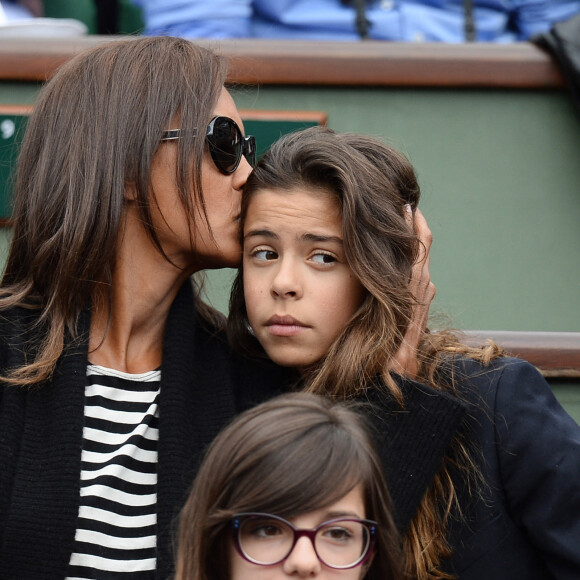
[0,109,323,221]
[243,118,319,158]
[0,111,29,220]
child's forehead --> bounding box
[246,186,340,211]
[243,188,342,233]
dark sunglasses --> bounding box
[161,115,256,175]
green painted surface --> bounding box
[0,112,29,218]
[1,82,579,334]
[229,86,580,333]
[551,382,580,425]
[43,0,144,35]
[0,83,39,105]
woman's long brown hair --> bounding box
[228,126,504,578]
[1,36,228,385]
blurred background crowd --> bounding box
[1,0,579,42]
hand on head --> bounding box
[389,208,436,379]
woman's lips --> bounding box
[266,315,308,337]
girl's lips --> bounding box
[266,315,308,337]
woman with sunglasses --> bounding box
[175,392,403,580]
[0,36,433,578]
[0,36,266,579]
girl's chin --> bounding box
[266,351,321,373]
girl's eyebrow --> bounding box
[244,229,278,241]
[243,230,343,245]
[302,233,343,245]
[322,510,364,521]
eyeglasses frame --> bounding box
[160,115,256,175]
[231,512,377,570]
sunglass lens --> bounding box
[207,117,242,174]
[244,135,257,168]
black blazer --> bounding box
[0,282,247,579]
[441,357,580,578]
[365,359,580,578]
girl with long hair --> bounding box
[228,126,580,579]
[175,393,403,580]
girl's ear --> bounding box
[360,553,374,579]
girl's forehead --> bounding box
[243,188,342,232]
[246,186,339,213]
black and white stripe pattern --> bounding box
[67,365,161,579]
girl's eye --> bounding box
[251,248,278,261]
[251,524,283,538]
[321,526,354,542]
[310,252,337,265]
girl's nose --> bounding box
[270,261,303,300]
[282,536,321,577]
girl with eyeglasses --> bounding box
[0,37,432,579]
[175,392,403,580]
[227,126,580,579]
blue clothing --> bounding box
[251,0,580,42]
[130,0,253,38]
[0,1,34,20]
[130,0,580,42]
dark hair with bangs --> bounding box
[175,393,402,580]
[0,36,228,385]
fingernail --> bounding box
[405,204,412,214]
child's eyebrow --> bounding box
[244,229,278,241]
[243,231,344,246]
[323,510,363,520]
[302,233,343,246]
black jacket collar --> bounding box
[362,375,468,532]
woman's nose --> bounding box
[232,154,253,190]
[282,536,321,576]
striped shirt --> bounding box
[67,365,161,579]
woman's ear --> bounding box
[124,183,138,202]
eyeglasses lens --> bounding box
[237,517,370,569]
[239,517,294,565]
[315,520,370,568]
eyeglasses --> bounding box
[161,115,256,175]
[231,513,377,569]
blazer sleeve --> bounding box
[493,359,580,578]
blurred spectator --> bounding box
[252,0,580,42]
[130,0,252,38]
[131,0,580,43]
[0,0,43,20]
